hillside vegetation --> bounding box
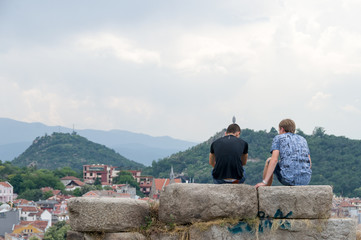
[143,127,361,197]
[11,132,144,170]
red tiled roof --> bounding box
[118,193,131,198]
[0,181,12,188]
[41,187,54,192]
[339,201,355,208]
[127,170,141,174]
[19,206,38,212]
[60,176,80,181]
[153,178,181,191]
[41,187,61,197]
[14,220,48,231]
[53,190,61,195]
[82,190,130,198]
[136,176,153,179]
[13,199,32,204]
[72,180,85,186]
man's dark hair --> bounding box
[226,123,241,134]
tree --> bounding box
[313,127,326,137]
[9,174,24,194]
[93,177,102,186]
[296,128,306,137]
[53,167,81,179]
[43,190,54,200]
[29,236,41,240]
[269,127,278,135]
[113,171,144,197]
[113,171,137,187]
[79,184,98,195]
[71,188,82,197]
[44,221,70,240]
[18,189,43,201]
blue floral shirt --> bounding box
[271,133,312,185]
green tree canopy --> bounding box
[44,221,70,240]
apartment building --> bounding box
[83,164,117,184]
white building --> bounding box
[0,181,13,203]
[40,209,52,229]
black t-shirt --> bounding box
[210,135,248,180]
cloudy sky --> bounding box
[1,0,361,142]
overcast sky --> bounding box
[1,0,361,142]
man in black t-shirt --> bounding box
[209,123,248,184]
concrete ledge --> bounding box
[68,197,150,232]
[258,185,333,219]
[159,183,258,225]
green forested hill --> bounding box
[143,128,361,197]
[12,132,144,170]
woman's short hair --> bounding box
[279,119,296,133]
[226,123,241,134]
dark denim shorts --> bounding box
[212,171,246,184]
[274,163,292,186]
[274,163,311,186]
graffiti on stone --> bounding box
[228,209,293,234]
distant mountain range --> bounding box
[0,118,197,166]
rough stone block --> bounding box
[103,232,147,240]
[67,230,84,240]
[258,185,333,219]
[159,183,258,225]
[68,197,150,232]
[188,218,356,240]
[257,218,356,240]
[149,232,185,240]
[67,218,356,240]
[67,232,147,240]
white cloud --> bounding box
[308,92,332,111]
[342,104,361,115]
[76,33,161,65]
[1,1,361,141]
[104,96,156,118]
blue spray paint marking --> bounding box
[228,221,254,234]
[229,209,293,234]
[274,209,293,218]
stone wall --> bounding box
[67,184,356,240]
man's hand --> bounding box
[255,182,267,189]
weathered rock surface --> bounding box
[158,183,258,225]
[258,185,333,219]
[149,232,186,240]
[67,231,148,240]
[68,218,356,240]
[258,218,356,240]
[67,185,356,240]
[68,197,150,232]
[189,218,356,240]
[67,230,85,240]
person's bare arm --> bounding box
[241,153,248,166]
[255,150,279,188]
[209,153,216,167]
[309,155,312,169]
